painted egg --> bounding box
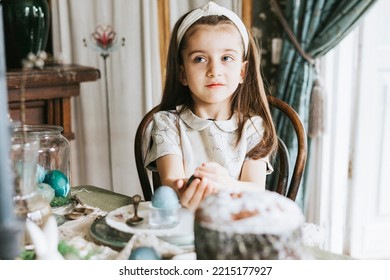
[43,170,70,197]
[128,247,161,260]
[36,164,46,183]
[37,182,55,203]
[151,186,180,208]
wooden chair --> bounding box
[134,96,307,201]
[134,105,161,202]
[266,96,307,201]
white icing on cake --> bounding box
[196,190,305,235]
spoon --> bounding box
[126,194,144,226]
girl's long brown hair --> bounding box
[159,12,277,159]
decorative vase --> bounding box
[2,0,50,69]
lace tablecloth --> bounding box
[57,186,194,260]
[55,185,342,260]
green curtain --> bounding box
[276,0,378,140]
[272,0,378,204]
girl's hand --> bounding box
[193,162,235,190]
[175,176,213,212]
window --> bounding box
[306,0,390,259]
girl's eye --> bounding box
[222,56,233,62]
[193,56,206,63]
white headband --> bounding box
[177,1,249,55]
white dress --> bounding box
[144,105,273,179]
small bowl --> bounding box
[148,203,181,229]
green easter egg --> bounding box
[43,170,70,198]
[36,164,46,183]
[37,182,55,203]
[129,247,161,260]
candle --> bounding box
[0,4,23,260]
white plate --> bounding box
[106,202,194,246]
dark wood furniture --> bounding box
[134,105,160,201]
[7,64,100,140]
[134,96,307,202]
[267,96,307,201]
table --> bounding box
[55,185,353,260]
[55,185,194,260]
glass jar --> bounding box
[13,125,72,208]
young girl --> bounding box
[145,1,277,211]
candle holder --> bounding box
[11,136,52,245]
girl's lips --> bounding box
[206,83,224,88]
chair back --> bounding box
[266,96,307,201]
[134,96,307,201]
[134,105,160,201]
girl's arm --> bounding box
[194,160,267,191]
[156,154,213,211]
[240,159,267,190]
[155,154,186,188]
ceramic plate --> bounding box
[90,216,133,249]
[105,202,194,246]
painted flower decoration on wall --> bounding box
[83,25,125,58]
[83,24,125,188]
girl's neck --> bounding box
[192,103,232,120]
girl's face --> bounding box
[180,24,247,110]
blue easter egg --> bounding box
[151,186,180,208]
[129,247,161,260]
[36,164,46,183]
[43,170,70,197]
[37,182,55,203]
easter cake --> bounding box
[194,190,305,260]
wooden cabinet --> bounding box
[7,64,100,140]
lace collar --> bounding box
[176,105,238,132]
